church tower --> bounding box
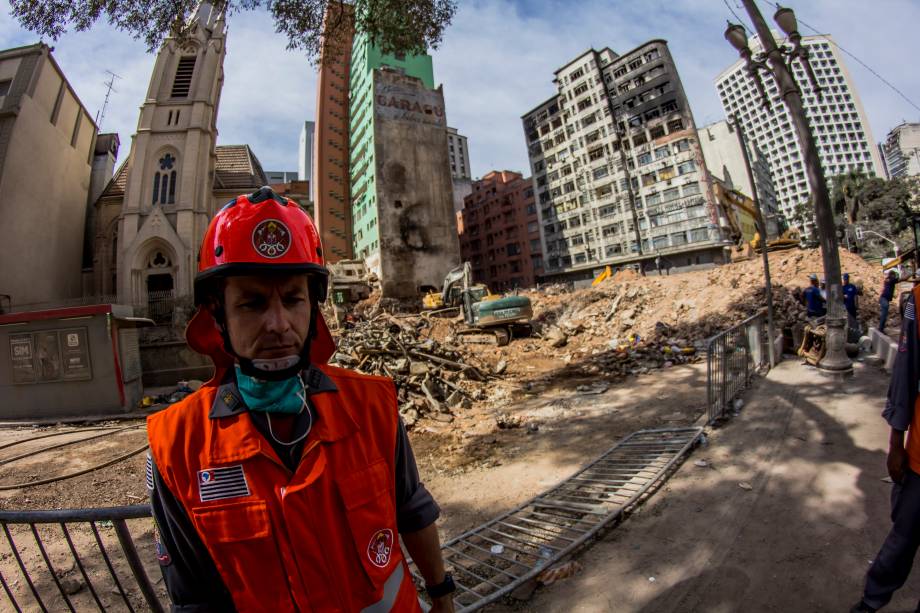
[116,3,226,305]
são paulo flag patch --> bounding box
[197,465,250,502]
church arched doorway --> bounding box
[144,250,176,324]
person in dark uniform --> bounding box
[802,273,826,317]
[147,188,455,612]
[879,270,899,333]
[852,283,920,612]
[842,273,861,319]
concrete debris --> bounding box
[327,313,488,429]
[576,382,610,395]
[319,248,886,434]
[536,560,584,585]
[545,327,568,348]
[496,413,524,429]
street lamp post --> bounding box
[731,113,776,367]
[725,2,852,375]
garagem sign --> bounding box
[374,79,446,127]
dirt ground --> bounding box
[487,359,920,613]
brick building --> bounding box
[458,171,543,291]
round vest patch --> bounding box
[252,219,292,259]
[367,528,394,568]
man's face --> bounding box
[222,274,312,360]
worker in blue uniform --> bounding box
[802,273,827,317]
[842,273,861,319]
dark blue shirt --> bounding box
[842,282,859,314]
[882,278,897,301]
[803,285,825,316]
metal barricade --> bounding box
[0,505,165,612]
[706,310,770,425]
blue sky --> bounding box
[2,0,918,179]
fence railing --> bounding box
[136,290,176,326]
[0,505,165,612]
[706,310,771,425]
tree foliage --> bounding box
[839,175,920,259]
[830,170,869,224]
[8,0,457,60]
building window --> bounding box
[677,160,696,175]
[152,153,178,205]
[0,79,11,97]
[171,56,197,98]
[667,118,684,133]
[662,187,680,202]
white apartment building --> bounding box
[715,33,883,226]
[447,126,471,180]
[447,126,472,213]
[522,42,730,282]
[699,120,779,232]
[881,122,920,178]
[298,120,314,197]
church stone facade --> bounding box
[91,6,266,312]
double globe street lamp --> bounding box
[724,1,852,375]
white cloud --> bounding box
[1,0,918,179]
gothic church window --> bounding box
[152,153,178,205]
[171,56,197,98]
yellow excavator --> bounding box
[751,227,801,253]
[423,262,533,345]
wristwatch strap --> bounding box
[425,573,456,599]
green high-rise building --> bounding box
[348,33,435,260]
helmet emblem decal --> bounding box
[252,219,292,259]
[367,528,394,568]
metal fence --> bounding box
[138,290,176,326]
[0,505,165,612]
[706,310,771,425]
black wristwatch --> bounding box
[425,573,456,599]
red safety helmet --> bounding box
[185,187,335,379]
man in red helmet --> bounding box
[146,187,455,612]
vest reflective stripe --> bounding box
[360,563,404,613]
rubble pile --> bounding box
[328,314,493,428]
[524,249,885,360]
[322,248,888,427]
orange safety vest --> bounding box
[147,364,422,613]
[909,286,920,475]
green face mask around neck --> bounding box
[235,366,306,414]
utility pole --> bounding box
[732,113,776,367]
[94,70,121,130]
[725,3,852,375]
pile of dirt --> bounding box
[523,248,886,356]
[326,248,887,429]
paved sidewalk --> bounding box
[490,359,920,612]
